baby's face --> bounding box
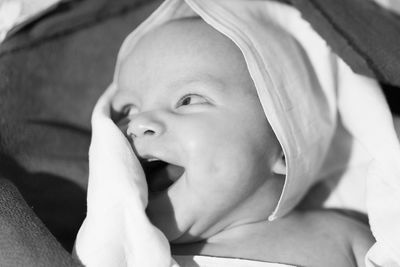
[112,19,284,243]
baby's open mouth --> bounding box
[141,158,185,193]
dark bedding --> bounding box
[0,0,163,252]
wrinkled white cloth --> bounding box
[74,84,174,267]
[0,0,21,42]
[374,0,400,14]
[0,0,63,42]
[336,61,400,266]
[75,0,400,266]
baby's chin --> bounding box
[146,190,184,241]
[146,190,213,244]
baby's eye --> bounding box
[122,104,138,116]
[115,104,138,122]
[177,94,208,107]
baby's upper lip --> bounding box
[139,155,183,175]
[139,157,162,164]
[138,151,181,167]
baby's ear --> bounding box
[272,152,286,175]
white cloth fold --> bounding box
[336,61,400,266]
[74,84,175,267]
[0,0,64,43]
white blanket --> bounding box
[73,84,174,267]
[0,0,64,42]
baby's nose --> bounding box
[126,112,165,139]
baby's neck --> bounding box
[171,211,299,257]
[170,209,366,267]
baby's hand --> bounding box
[74,86,174,267]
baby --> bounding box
[110,17,374,267]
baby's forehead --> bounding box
[123,18,246,68]
[138,18,230,51]
[117,18,254,96]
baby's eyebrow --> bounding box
[169,75,226,93]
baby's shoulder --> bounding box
[295,209,374,266]
[302,209,374,245]
[239,210,374,266]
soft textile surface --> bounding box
[288,0,400,89]
[75,0,400,266]
[74,85,173,267]
[335,61,400,266]
[0,178,80,266]
[0,0,64,42]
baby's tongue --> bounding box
[147,163,183,192]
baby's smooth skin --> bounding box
[112,18,374,267]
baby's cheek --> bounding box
[180,125,216,153]
[182,133,224,173]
